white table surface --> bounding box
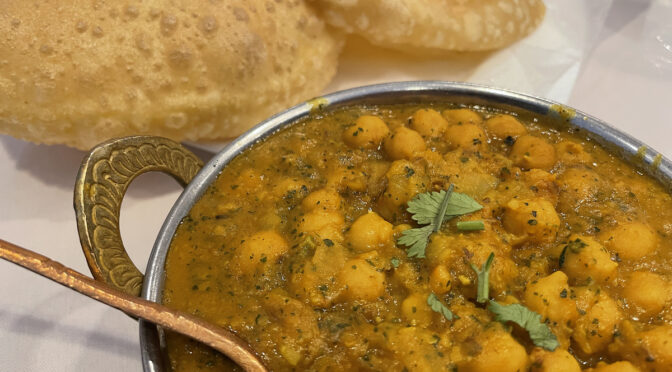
[2,1,671,371]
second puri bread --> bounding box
[313,0,546,52]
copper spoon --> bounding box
[0,238,268,372]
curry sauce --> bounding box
[163,104,672,371]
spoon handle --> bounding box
[0,239,267,372]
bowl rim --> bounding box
[138,80,672,371]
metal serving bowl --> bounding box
[73,81,672,371]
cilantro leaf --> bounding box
[406,190,450,225]
[443,192,483,219]
[398,185,483,258]
[470,252,495,304]
[433,184,454,231]
[398,225,433,258]
[487,300,559,351]
[390,257,401,268]
[427,293,458,321]
[406,188,482,225]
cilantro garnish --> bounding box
[470,252,495,304]
[390,257,401,268]
[397,225,434,258]
[457,220,485,231]
[398,184,482,258]
[470,251,559,351]
[487,301,559,351]
[427,293,458,321]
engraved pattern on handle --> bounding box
[74,136,203,296]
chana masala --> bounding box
[163,104,672,372]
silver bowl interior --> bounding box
[138,81,672,371]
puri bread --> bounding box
[313,0,545,52]
[0,0,342,149]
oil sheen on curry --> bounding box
[163,104,672,372]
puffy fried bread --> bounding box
[313,0,545,52]
[0,0,342,149]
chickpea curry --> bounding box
[163,104,672,372]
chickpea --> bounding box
[555,141,592,165]
[346,211,393,253]
[484,114,527,140]
[524,271,578,328]
[442,108,483,126]
[377,160,429,222]
[502,198,560,244]
[410,108,448,138]
[444,124,486,152]
[556,167,601,212]
[588,361,640,372]
[337,259,386,301]
[401,293,433,326]
[572,294,622,354]
[622,271,671,319]
[272,178,304,198]
[599,222,658,260]
[384,126,426,160]
[302,188,341,212]
[561,235,618,284]
[343,115,390,149]
[529,348,581,372]
[299,210,345,242]
[429,265,452,295]
[235,230,288,275]
[637,325,672,370]
[460,326,528,372]
[510,135,556,170]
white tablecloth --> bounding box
[1,1,671,370]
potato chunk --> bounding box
[444,123,486,152]
[572,293,622,354]
[599,222,658,260]
[337,259,386,301]
[460,326,528,372]
[502,198,560,244]
[384,126,426,160]
[410,108,448,138]
[484,114,527,139]
[622,271,671,319]
[234,231,289,275]
[346,211,393,253]
[524,271,578,334]
[560,235,618,284]
[442,108,483,126]
[529,348,581,372]
[343,115,390,149]
[510,135,556,170]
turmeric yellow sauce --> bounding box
[163,104,672,372]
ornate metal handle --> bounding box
[74,136,203,296]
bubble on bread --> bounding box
[0,0,342,149]
[312,0,545,52]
